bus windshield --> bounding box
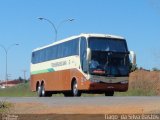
[88,37,130,77]
[88,37,128,52]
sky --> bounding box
[0,0,160,80]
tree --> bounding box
[18,76,23,81]
[130,63,138,72]
[152,67,160,71]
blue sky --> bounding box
[0,0,160,80]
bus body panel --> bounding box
[31,70,72,91]
[31,68,128,92]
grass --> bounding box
[0,82,36,97]
[82,88,157,96]
[0,80,158,97]
[0,100,13,113]
[115,88,157,96]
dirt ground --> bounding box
[11,101,160,115]
[129,70,160,95]
[1,101,158,120]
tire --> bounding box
[105,91,114,96]
[41,84,52,97]
[37,84,42,97]
[72,80,81,97]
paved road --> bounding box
[0,96,160,106]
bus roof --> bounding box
[33,33,125,52]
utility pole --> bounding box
[0,44,19,87]
[22,69,27,82]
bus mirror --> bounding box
[129,51,136,65]
[87,48,91,61]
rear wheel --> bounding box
[41,84,46,97]
[105,91,114,96]
[37,84,42,97]
[40,83,52,97]
[72,80,81,97]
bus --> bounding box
[30,33,135,97]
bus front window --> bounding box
[88,37,130,77]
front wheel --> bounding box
[72,80,81,97]
[105,91,114,96]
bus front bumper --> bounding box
[84,76,129,92]
[88,82,129,92]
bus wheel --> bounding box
[72,80,81,97]
[41,84,52,97]
[37,84,42,97]
[41,84,46,97]
[105,91,114,96]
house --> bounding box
[0,80,23,88]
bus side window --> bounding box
[80,37,87,73]
[31,52,35,64]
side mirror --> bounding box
[129,51,136,65]
[129,51,137,72]
[86,48,91,61]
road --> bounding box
[0,97,160,114]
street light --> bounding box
[38,17,75,41]
[0,44,19,87]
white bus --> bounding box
[30,33,134,97]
